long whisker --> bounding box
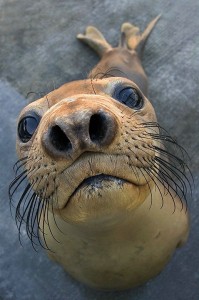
[154,158,187,211]
[134,121,192,212]
[127,146,153,207]
[9,156,59,250]
[149,165,178,213]
[13,156,28,172]
[155,156,190,195]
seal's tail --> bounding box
[77,15,161,58]
[77,26,112,57]
[120,15,161,56]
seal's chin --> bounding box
[61,173,149,224]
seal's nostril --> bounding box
[49,125,72,152]
[43,110,116,158]
[89,113,108,143]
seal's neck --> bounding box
[88,47,148,96]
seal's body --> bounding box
[11,17,190,290]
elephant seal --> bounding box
[10,16,191,290]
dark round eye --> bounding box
[113,87,143,109]
[18,112,41,143]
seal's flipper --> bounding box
[77,26,112,57]
[121,15,161,56]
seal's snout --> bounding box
[42,108,117,159]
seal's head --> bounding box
[14,77,160,228]
[10,19,190,252]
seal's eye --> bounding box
[18,112,41,143]
[113,87,143,109]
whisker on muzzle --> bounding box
[9,157,57,251]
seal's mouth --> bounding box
[68,174,130,202]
